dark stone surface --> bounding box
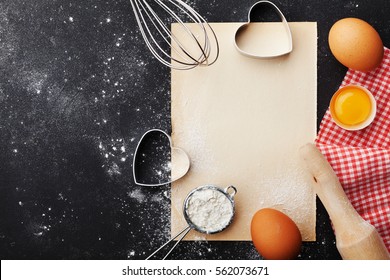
[0,0,389,260]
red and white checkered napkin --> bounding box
[316,47,390,252]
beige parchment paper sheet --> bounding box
[171,23,317,241]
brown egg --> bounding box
[251,208,302,260]
[328,18,383,72]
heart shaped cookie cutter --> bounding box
[132,129,190,187]
[234,1,293,58]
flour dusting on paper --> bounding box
[171,23,317,241]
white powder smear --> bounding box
[185,188,233,233]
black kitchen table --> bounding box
[1,0,389,260]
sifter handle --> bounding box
[145,226,191,260]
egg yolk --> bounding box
[333,87,372,126]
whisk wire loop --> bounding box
[131,0,173,67]
[130,0,219,70]
[147,0,204,66]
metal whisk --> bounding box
[129,0,219,70]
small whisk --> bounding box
[129,0,219,70]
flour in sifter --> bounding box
[185,188,233,233]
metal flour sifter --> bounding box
[146,185,237,260]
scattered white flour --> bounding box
[127,250,135,258]
[185,188,233,233]
[127,188,146,203]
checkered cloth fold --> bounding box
[316,47,390,252]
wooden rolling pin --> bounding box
[300,143,390,260]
